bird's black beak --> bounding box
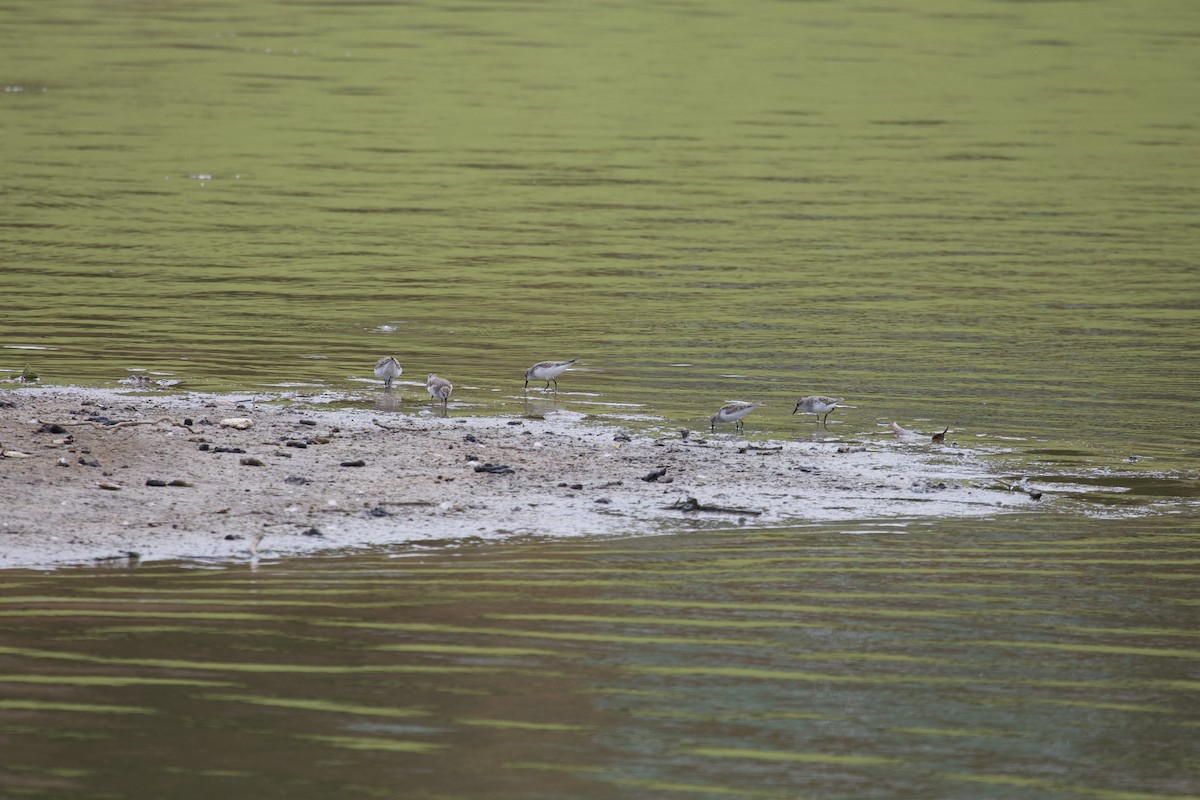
[791,405,799,415]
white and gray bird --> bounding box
[710,401,762,433]
[374,356,403,389]
[524,359,576,390]
[793,395,844,426]
[426,373,453,408]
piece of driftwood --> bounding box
[668,496,762,516]
[38,416,194,432]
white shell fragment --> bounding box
[219,417,254,430]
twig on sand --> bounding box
[37,416,194,432]
[372,418,424,432]
[667,496,763,516]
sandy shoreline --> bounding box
[0,386,1036,570]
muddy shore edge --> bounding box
[0,386,1035,570]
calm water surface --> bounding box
[1,1,1198,796]
[1,515,1198,798]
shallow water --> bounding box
[1,514,1197,798]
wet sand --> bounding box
[0,386,1035,569]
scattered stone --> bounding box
[2,450,33,459]
[474,463,515,475]
[219,417,253,430]
[613,433,632,442]
[507,420,523,426]
[56,457,69,467]
[300,527,324,537]
[224,534,243,540]
[298,419,317,426]
[285,440,308,448]
[284,476,311,485]
[0,399,17,409]
[340,459,366,468]
[367,506,392,517]
[274,450,293,458]
[239,457,265,467]
[570,483,583,490]
[836,445,867,454]
[595,497,612,505]
[97,481,122,491]
[78,457,101,467]
[464,433,478,443]
[168,479,194,487]
[146,479,168,487]
[36,423,68,434]
[198,443,210,451]
[183,417,194,426]
[211,446,246,454]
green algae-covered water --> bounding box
[2,0,1199,796]
[1,516,1198,798]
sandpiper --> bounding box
[793,395,843,426]
[374,356,403,389]
[524,359,576,390]
[710,401,762,433]
[426,373,453,408]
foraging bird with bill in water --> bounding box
[524,359,576,391]
[793,395,843,426]
[374,356,402,389]
[710,401,762,433]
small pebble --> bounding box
[146,479,168,487]
[340,459,366,468]
[298,419,317,426]
[240,457,265,467]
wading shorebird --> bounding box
[524,359,576,391]
[710,401,762,433]
[793,395,844,427]
[426,373,452,410]
[374,356,403,389]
